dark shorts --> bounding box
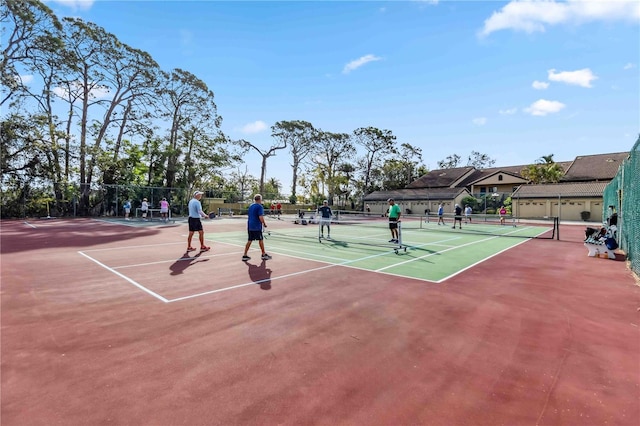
[455,215,462,221]
[389,218,398,229]
[188,217,203,232]
[248,230,263,241]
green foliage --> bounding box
[521,154,564,183]
[461,196,479,212]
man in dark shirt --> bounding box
[453,204,463,229]
[318,200,333,239]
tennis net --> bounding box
[270,211,558,248]
[331,211,558,239]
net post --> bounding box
[555,216,560,240]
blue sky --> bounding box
[46,0,639,193]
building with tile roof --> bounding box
[364,152,627,222]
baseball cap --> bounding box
[193,191,204,196]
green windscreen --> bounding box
[603,136,639,276]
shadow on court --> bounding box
[169,251,210,275]
[246,260,272,290]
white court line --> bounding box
[376,236,502,272]
[82,241,185,252]
[76,227,538,302]
[113,250,243,269]
[78,251,169,303]
[23,221,37,229]
[167,263,340,303]
[435,238,532,283]
[376,227,535,273]
[166,238,462,302]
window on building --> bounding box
[498,175,503,181]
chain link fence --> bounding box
[1,181,293,219]
[603,136,639,276]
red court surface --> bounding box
[1,218,639,426]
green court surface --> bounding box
[211,219,554,283]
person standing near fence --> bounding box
[160,197,170,222]
[243,194,271,261]
[141,198,149,220]
[387,198,401,243]
[499,205,507,225]
[318,200,332,239]
[187,191,210,252]
[123,200,131,220]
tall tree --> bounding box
[398,143,424,186]
[238,137,287,196]
[58,18,161,213]
[353,126,397,196]
[1,0,62,106]
[437,154,461,169]
[271,120,315,202]
[309,131,356,204]
[157,68,221,189]
[466,151,496,169]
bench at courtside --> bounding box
[584,225,617,260]
[217,208,234,217]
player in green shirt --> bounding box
[387,198,402,243]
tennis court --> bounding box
[213,215,558,283]
[1,217,638,425]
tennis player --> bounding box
[499,205,507,225]
[243,194,272,261]
[437,203,445,225]
[453,204,463,229]
[141,197,149,220]
[318,200,332,239]
[387,198,401,243]
[464,204,472,223]
[123,200,131,220]
[160,197,170,222]
[187,191,210,252]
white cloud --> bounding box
[52,81,110,100]
[623,63,636,70]
[17,74,34,84]
[548,68,597,88]
[239,120,268,134]
[524,99,566,116]
[472,117,487,126]
[342,54,382,74]
[499,108,518,115]
[480,0,640,37]
[49,0,95,11]
[532,80,549,90]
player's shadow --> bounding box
[246,260,272,290]
[169,251,209,275]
